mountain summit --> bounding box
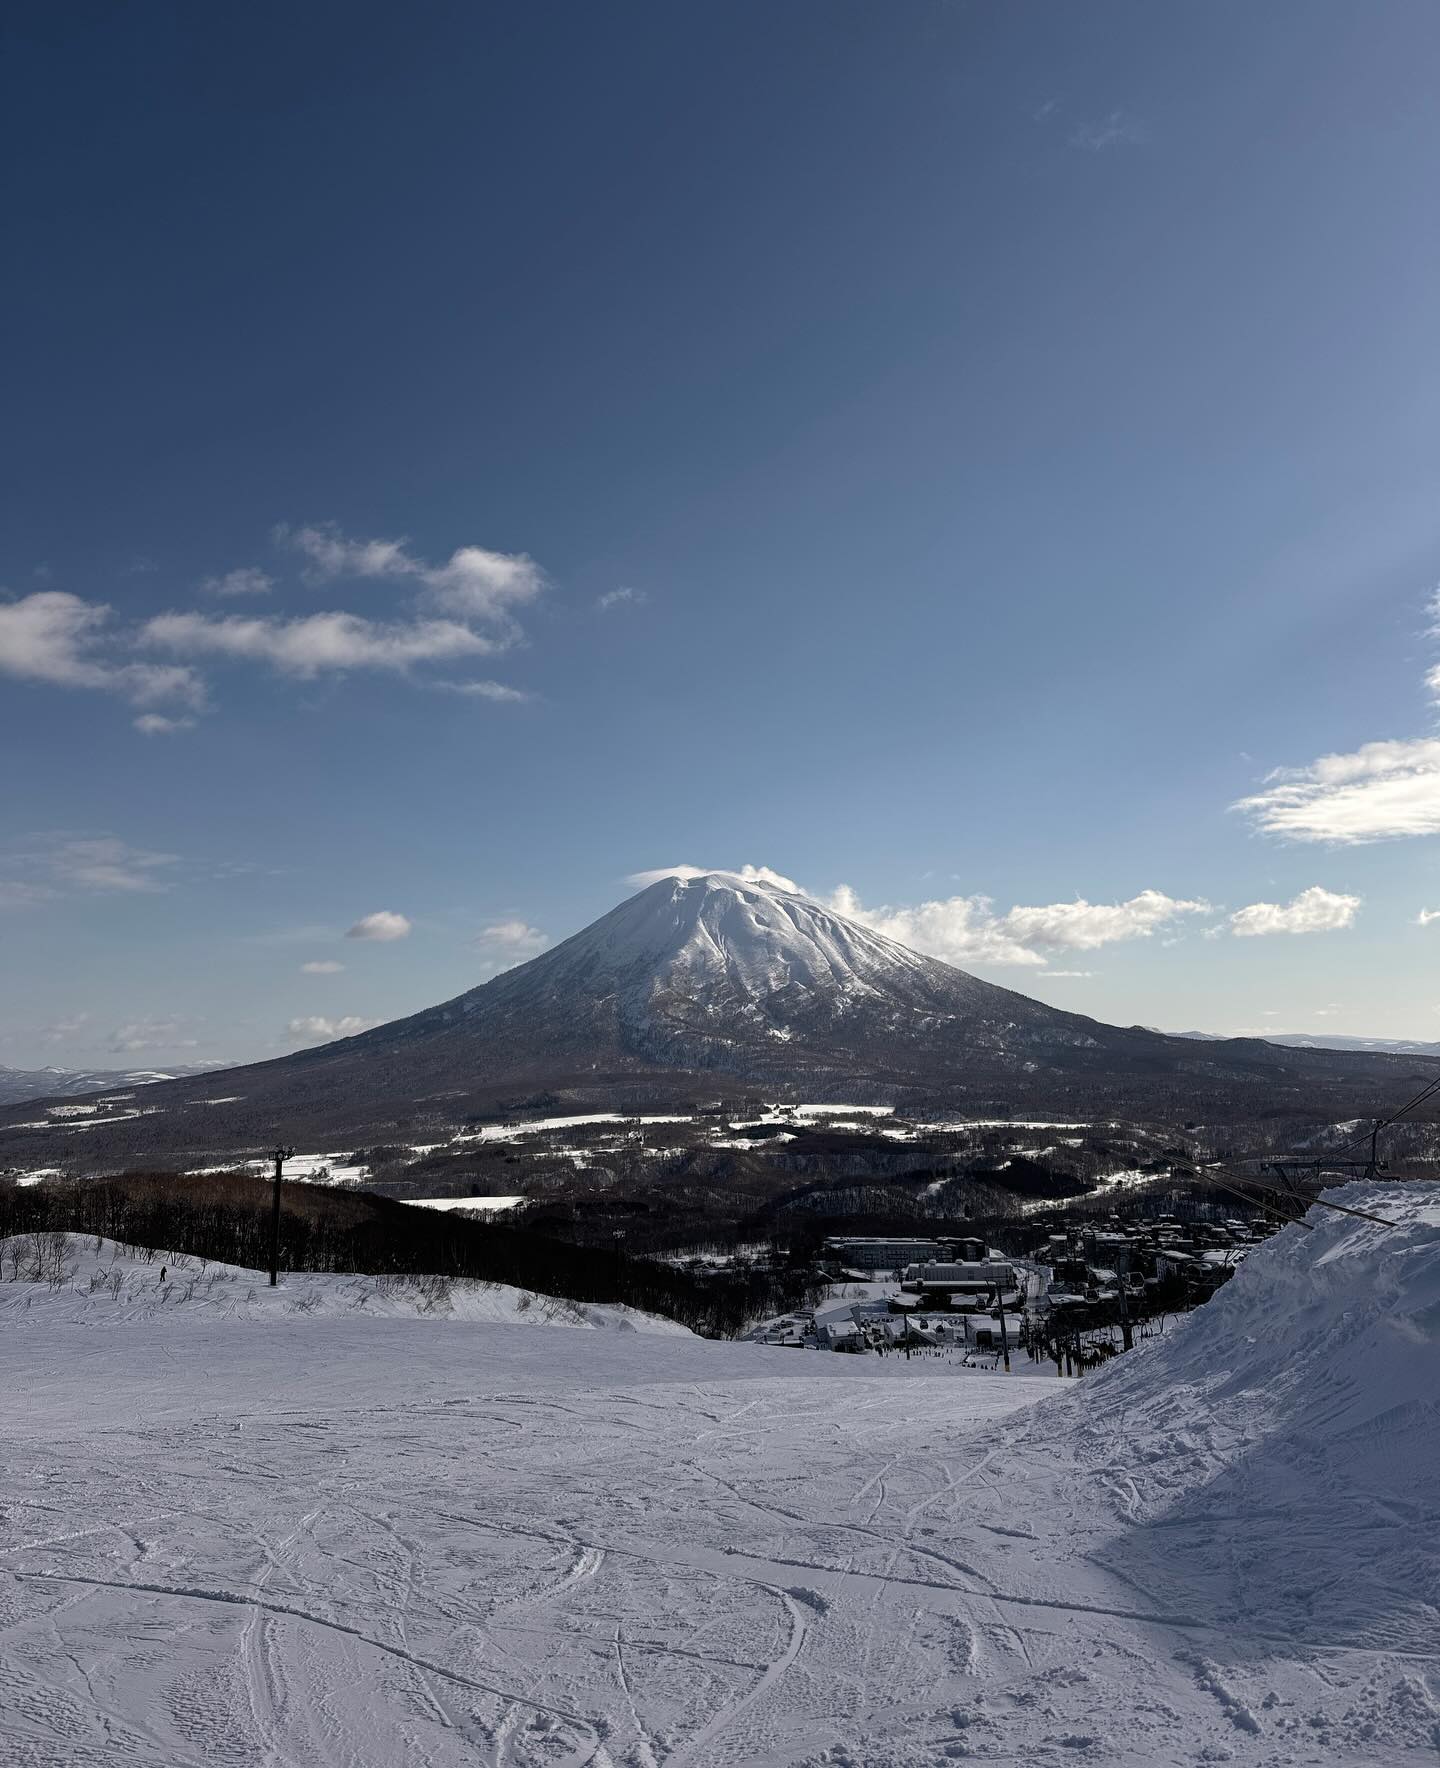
[0,870,1423,1157]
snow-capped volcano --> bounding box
[0,871,1424,1155]
[501,869,958,1023]
[418,868,1027,1071]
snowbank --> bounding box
[0,1234,692,1335]
[1032,1182,1440,1655]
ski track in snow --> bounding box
[3,1196,1439,1767]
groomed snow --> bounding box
[1,1186,1436,1766]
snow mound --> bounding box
[1037,1182,1440,1654]
[0,1235,693,1335]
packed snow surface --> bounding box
[1,1185,1436,1766]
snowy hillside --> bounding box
[0,1236,692,1334]
[2,1184,1436,1765]
[1030,1179,1440,1658]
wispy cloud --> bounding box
[472,918,549,976]
[345,910,411,942]
[1070,110,1147,151]
[142,610,497,677]
[0,835,181,901]
[286,1015,377,1043]
[134,713,196,735]
[1227,886,1360,937]
[200,567,274,597]
[629,864,802,893]
[54,838,180,893]
[437,679,532,703]
[0,881,55,910]
[300,959,345,974]
[109,1015,199,1053]
[1418,908,1440,927]
[597,586,647,612]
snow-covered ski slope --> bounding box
[2,1185,1436,1766]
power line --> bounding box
[1328,1068,1440,1166]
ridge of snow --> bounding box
[1026,1181,1440,1654]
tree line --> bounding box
[0,1171,822,1337]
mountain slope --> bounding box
[1,870,1429,1161]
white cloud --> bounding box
[133,713,195,735]
[345,910,411,942]
[1235,737,1440,844]
[300,960,345,974]
[142,610,496,677]
[3,525,548,724]
[1236,590,1440,845]
[438,679,532,703]
[1042,970,1095,979]
[626,866,1208,967]
[1418,908,1440,926]
[43,1012,90,1042]
[278,523,545,627]
[421,546,545,623]
[286,1015,377,1042]
[0,591,205,710]
[992,890,1212,951]
[1227,886,1361,937]
[597,587,647,612]
[200,568,273,597]
[830,884,1210,967]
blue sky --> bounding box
[4,0,1440,1069]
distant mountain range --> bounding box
[0,1063,222,1109]
[1174,1031,1440,1058]
[1,871,1430,1166]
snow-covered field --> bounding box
[1,1186,1436,1766]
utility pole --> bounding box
[1115,1247,1134,1353]
[268,1146,294,1287]
[1365,1118,1382,1181]
[992,1279,1011,1373]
